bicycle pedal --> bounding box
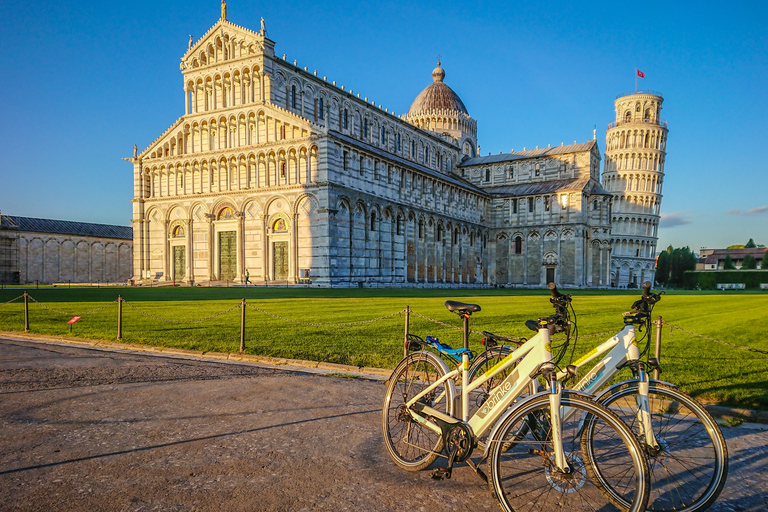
[431,467,452,480]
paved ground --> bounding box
[0,335,766,511]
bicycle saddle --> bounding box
[444,300,481,314]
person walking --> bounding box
[245,269,250,285]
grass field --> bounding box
[1,286,766,410]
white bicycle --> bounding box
[470,282,728,512]
[382,289,650,512]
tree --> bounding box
[762,250,768,270]
[745,238,757,248]
[669,246,696,286]
[741,254,757,270]
[655,251,670,285]
[723,254,736,270]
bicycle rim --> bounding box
[381,351,452,471]
[598,381,728,512]
[489,392,649,512]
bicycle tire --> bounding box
[381,351,454,471]
[488,392,650,512]
[595,381,728,512]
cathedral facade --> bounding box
[128,6,665,288]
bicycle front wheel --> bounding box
[382,351,454,471]
[596,381,728,512]
[488,392,649,512]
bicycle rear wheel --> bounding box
[382,351,454,471]
[596,381,728,512]
[488,392,649,512]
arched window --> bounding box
[396,133,401,151]
[370,211,377,232]
[635,102,641,112]
[280,162,286,178]
[624,111,631,123]
[396,215,403,235]
[291,85,297,109]
[318,98,324,120]
[514,236,522,254]
[343,109,348,130]
[363,118,368,138]
[644,109,650,122]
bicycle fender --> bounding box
[593,378,678,403]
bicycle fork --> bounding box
[635,365,661,452]
[547,373,571,473]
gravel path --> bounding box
[0,336,765,511]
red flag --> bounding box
[636,69,645,78]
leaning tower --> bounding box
[602,92,668,288]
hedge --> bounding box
[683,270,768,290]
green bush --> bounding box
[684,270,768,290]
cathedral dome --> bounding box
[407,63,469,116]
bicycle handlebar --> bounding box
[632,281,664,315]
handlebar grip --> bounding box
[642,281,652,298]
[548,282,562,298]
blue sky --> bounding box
[1,0,766,252]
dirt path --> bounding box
[0,336,765,511]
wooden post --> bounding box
[117,295,123,340]
[240,298,246,353]
[403,305,410,358]
[24,291,29,332]
[653,315,663,380]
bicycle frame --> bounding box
[405,323,575,472]
[560,319,660,450]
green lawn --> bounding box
[1,286,766,410]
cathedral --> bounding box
[128,3,667,288]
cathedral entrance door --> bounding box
[219,231,237,281]
[173,246,186,280]
[273,241,288,280]
[546,267,555,284]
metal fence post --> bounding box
[117,295,123,340]
[653,316,663,380]
[24,291,29,332]
[240,298,246,353]
[403,305,410,358]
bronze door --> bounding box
[219,231,237,280]
[273,241,289,280]
[173,246,185,280]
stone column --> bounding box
[261,214,269,282]
[292,213,299,284]
[206,214,215,281]
[163,220,170,281]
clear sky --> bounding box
[1,0,766,253]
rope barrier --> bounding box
[7,294,766,357]
[245,302,405,327]
[661,321,768,356]
[26,295,119,316]
[122,300,241,324]
[1,294,25,306]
